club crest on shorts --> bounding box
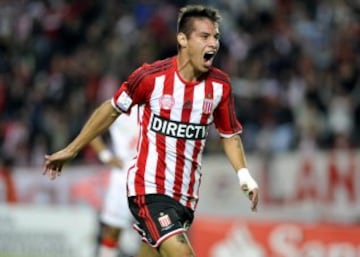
[159,94,175,110]
[158,212,172,228]
[202,98,213,114]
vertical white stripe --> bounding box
[189,82,224,207]
[177,82,205,205]
[144,134,158,194]
[187,82,207,207]
[127,107,142,196]
[212,82,224,110]
[190,81,205,123]
[165,74,185,197]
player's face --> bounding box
[185,18,220,73]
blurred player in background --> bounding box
[0,155,17,204]
[44,5,259,257]
[90,108,140,257]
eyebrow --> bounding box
[199,31,220,38]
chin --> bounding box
[202,65,211,72]
[195,63,211,74]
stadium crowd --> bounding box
[0,0,359,166]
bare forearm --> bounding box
[221,134,247,171]
[222,134,259,211]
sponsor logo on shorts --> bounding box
[150,114,208,140]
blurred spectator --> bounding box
[0,0,359,165]
[0,155,17,203]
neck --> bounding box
[176,54,202,82]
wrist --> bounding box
[237,168,258,193]
[98,149,113,163]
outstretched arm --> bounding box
[43,100,121,179]
[221,134,259,212]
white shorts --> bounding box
[100,168,132,228]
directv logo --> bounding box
[150,114,208,140]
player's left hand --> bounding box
[237,168,259,212]
[247,188,259,212]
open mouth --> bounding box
[203,51,216,68]
[204,52,215,61]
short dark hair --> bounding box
[177,5,222,37]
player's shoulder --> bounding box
[137,57,174,76]
[146,57,174,70]
[207,67,231,85]
[128,57,174,85]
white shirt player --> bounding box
[101,108,139,229]
[109,109,139,167]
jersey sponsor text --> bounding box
[150,114,207,140]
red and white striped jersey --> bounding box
[111,56,242,210]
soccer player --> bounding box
[44,5,260,257]
[90,108,140,257]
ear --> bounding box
[177,32,187,48]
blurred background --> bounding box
[0,0,359,256]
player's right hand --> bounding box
[43,149,77,180]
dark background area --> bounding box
[0,0,359,166]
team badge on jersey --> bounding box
[159,94,175,110]
[202,98,213,114]
[116,91,133,111]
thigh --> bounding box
[137,242,161,257]
[159,232,195,257]
[135,225,195,257]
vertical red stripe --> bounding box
[155,74,174,194]
[186,81,213,208]
[228,93,241,131]
[172,84,195,201]
[134,107,151,195]
[139,196,160,241]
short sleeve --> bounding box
[213,84,242,137]
[112,64,150,113]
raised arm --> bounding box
[221,134,259,211]
[43,100,120,179]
